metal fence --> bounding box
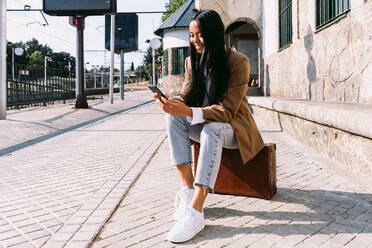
[7,63,76,108]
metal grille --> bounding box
[316,0,350,29]
[171,47,188,75]
[279,0,293,49]
[6,63,75,108]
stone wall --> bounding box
[250,104,372,179]
[162,47,185,97]
[196,0,262,32]
[162,75,185,97]
[264,1,372,104]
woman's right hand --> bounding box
[153,93,168,112]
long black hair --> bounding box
[184,10,229,107]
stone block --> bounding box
[359,64,372,104]
[345,74,361,103]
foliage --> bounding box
[130,62,135,71]
[29,51,44,67]
[6,38,75,74]
[142,44,164,79]
[162,0,184,22]
[139,0,184,81]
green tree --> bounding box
[6,38,76,75]
[130,62,135,71]
[143,44,163,79]
[25,38,53,60]
[162,0,184,22]
[29,51,44,67]
[51,52,75,70]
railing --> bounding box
[7,63,76,108]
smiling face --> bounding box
[189,20,204,54]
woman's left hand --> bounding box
[160,98,192,117]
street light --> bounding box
[44,56,51,83]
[146,37,161,85]
[12,47,24,80]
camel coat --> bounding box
[176,47,264,164]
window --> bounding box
[316,0,350,29]
[163,50,169,76]
[279,0,293,49]
[171,47,189,75]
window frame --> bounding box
[316,0,350,30]
[163,49,169,76]
[171,47,189,76]
[278,0,293,50]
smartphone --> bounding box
[148,85,168,102]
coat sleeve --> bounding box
[202,55,250,123]
[171,57,191,102]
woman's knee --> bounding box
[201,122,224,138]
[165,114,186,129]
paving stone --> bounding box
[2,90,372,248]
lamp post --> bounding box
[147,38,161,86]
[12,47,24,80]
[44,56,51,83]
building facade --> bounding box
[195,0,372,177]
[197,0,372,103]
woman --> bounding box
[154,10,264,243]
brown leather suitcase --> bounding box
[193,143,277,200]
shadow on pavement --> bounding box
[0,100,154,157]
[200,188,372,239]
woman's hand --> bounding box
[154,93,192,117]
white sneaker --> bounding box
[167,206,205,243]
[173,186,194,221]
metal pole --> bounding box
[101,71,104,88]
[44,56,47,83]
[109,14,115,104]
[94,67,96,89]
[120,49,124,100]
[152,48,155,85]
[75,16,88,108]
[12,47,14,80]
[139,66,142,83]
[0,0,6,119]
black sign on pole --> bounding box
[43,0,117,108]
[105,13,138,54]
[43,0,116,16]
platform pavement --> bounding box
[90,110,372,248]
[0,91,167,248]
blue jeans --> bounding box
[165,114,238,190]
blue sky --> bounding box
[7,0,168,70]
